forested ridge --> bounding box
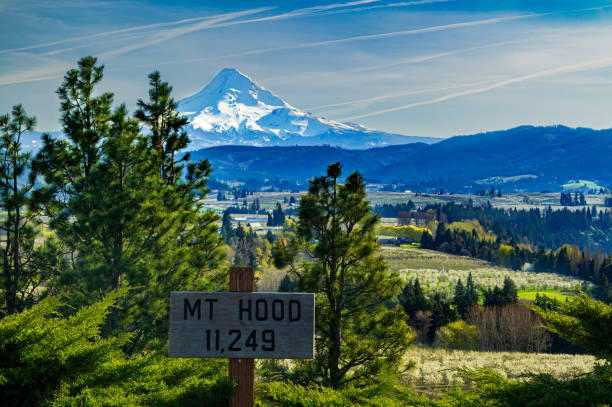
[423,201,612,252]
[375,201,612,302]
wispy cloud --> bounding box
[1,0,453,61]
[340,55,612,120]
[350,40,516,72]
[0,53,71,86]
[0,1,384,56]
[98,8,267,59]
[304,79,494,111]
[0,13,245,55]
[141,7,600,69]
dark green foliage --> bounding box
[221,209,233,242]
[398,278,429,318]
[595,273,611,303]
[560,192,586,206]
[267,202,285,226]
[135,71,189,182]
[256,381,434,407]
[440,366,612,407]
[0,105,64,316]
[428,292,459,342]
[273,163,412,389]
[420,230,434,249]
[534,293,560,311]
[31,57,224,350]
[453,279,466,316]
[481,277,517,307]
[372,201,415,218]
[0,291,232,407]
[501,276,518,303]
[535,292,612,361]
[278,274,296,292]
[465,272,479,307]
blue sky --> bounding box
[1,0,612,138]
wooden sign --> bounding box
[169,292,315,359]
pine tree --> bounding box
[221,209,233,242]
[0,105,64,315]
[274,162,412,388]
[453,278,467,316]
[32,57,224,349]
[465,272,479,308]
[135,71,189,183]
[272,202,285,226]
[398,277,430,318]
[420,230,434,249]
[502,276,518,304]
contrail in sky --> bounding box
[340,56,612,120]
[304,79,494,110]
[0,0,384,55]
[350,40,516,73]
[144,6,609,68]
[0,10,269,55]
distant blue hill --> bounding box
[189,125,612,192]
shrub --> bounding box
[256,381,434,407]
[0,291,232,406]
[434,320,480,350]
[439,365,612,407]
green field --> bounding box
[517,289,576,302]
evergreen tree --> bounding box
[221,209,233,242]
[535,292,612,361]
[428,292,459,342]
[274,162,412,388]
[0,105,64,316]
[420,230,434,249]
[272,202,285,226]
[32,57,223,349]
[398,277,430,318]
[596,274,611,303]
[483,286,505,307]
[278,273,296,292]
[502,276,518,304]
[135,71,189,183]
[465,272,479,307]
[453,278,467,316]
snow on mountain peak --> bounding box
[179,68,286,114]
[178,68,426,150]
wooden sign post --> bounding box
[169,266,315,407]
[229,266,254,407]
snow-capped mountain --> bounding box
[179,68,438,150]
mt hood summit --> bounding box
[178,68,437,150]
